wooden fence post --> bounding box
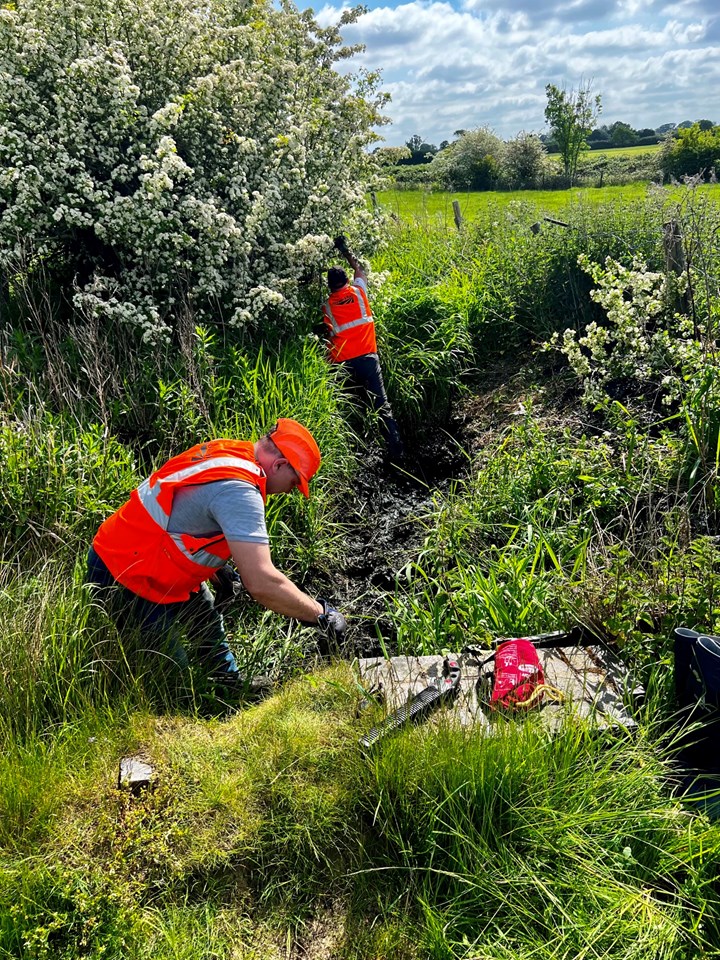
[452,200,463,230]
[370,191,378,214]
[663,219,692,319]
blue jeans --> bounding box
[344,353,404,459]
[85,547,239,678]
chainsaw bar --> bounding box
[359,657,461,750]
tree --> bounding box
[430,128,504,190]
[373,146,412,166]
[418,142,438,159]
[500,132,548,189]
[609,122,638,147]
[544,82,602,183]
[660,123,720,181]
[0,0,387,343]
[403,135,437,164]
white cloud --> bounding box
[304,0,720,145]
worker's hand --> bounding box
[333,234,350,256]
[317,598,347,647]
[211,565,243,608]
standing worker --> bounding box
[323,236,404,462]
[86,419,346,691]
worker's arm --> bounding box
[352,261,367,285]
[228,540,323,621]
[342,249,366,283]
[335,235,366,283]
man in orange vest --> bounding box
[86,419,346,691]
[323,237,404,462]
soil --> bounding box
[328,409,474,658]
[324,358,582,658]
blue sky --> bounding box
[297,0,720,147]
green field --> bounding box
[551,143,663,160]
[375,181,720,226]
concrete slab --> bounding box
[355,643,637,736]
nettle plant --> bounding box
[549,253,697,408]
[0,0,388,342]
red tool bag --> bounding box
[490,638,545,710]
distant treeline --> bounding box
[374,122,720,192]
[391,119,717,166]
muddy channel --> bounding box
[328,414,472,658]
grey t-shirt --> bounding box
[167,479,269,546]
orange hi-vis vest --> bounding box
[323,280,377,363]
[93,440,267,604]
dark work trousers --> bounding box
[344,352,404,459]
[85,546,239,678]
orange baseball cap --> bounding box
[270,418,321,497]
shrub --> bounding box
[578,151,661,187]
[660,124,720,181]
[0,0,387,343]
[547,254,692,409]
[499,132,549,189]
[430,128,504,191]
[387,164,437,189]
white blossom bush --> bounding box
[547,253,696,408]
[0,0,388,342]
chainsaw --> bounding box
[358,655,461,750]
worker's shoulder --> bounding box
[183,477,261,506]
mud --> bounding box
[330,415,470,657]
[301,360,571,659]
[323,361,563,658]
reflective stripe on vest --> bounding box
[93,440,267,602]
[323,285,373,335]
[168,533,226,570]
[137,456,262,529]
[136,455,262,570]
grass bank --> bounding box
[2,183,720,957]
[2,665,718,959]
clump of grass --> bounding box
[384,397,720,671]
[3,667,718,959]
[359,715,720,960]
[0,407,140,563]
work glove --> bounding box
[317,597,348,647]
[333,234,350,257]
[211,565,243,609]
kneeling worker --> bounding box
[86,419,346,687]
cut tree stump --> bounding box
[118,756,155,794]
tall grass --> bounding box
[361,716,718,960]
[381,394,720,678]
[0,319,362,736]
[3,176,720,959]
[371,186,711,382]
[2,666,718,959]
